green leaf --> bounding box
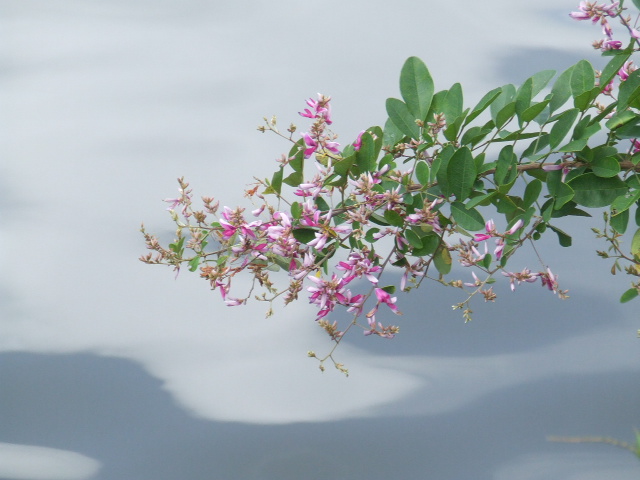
[490,84,516,123]
[382,117,405,148]
[355,132,377,173]
[410,232,440,257]
[434,144,456,194]
[433,244,452,275]
[549,108,579,149]
[386,98,420,139]
[495,101,516,129]
[447,147,476,200]
[365,227,380,243]
[550,65,575,113]
[188,256,200,272]
[570,60,595,98]
[620,288,639,303]
[292,228,317,244]
[404,229,423,248]
[283,171,303,187]
[263,167,284,195]
[522,98,551,123]
[634,0,640,10]
[631,228,640,258]
[610,207,629,233]
[334,154,356,176]
[611,190,640,215]
[568,173,628,207]
[494,145,518,186]
[464,87,501,126]
[291,201,302,219]
[515,78,533,126]
[523,179,543,208]
[591,156,621,178]
[554,182,575,209]
[451,201,485,231]
[400,56,434,122]
[618,69,640,111]
[529,69,556,97]
[415,160,430,185]
[599,43,634,88]
[384,209,404,227]
[605,110,638,130]
[443,83,463,125]
[548,224,572,247]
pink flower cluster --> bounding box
[473,219,523,260]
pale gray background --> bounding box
[2,1,640,479]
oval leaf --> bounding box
[400,57,434,122]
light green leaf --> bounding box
[620,288,639,303]
[529,69,556,97]
[632,228,640,258]
[382,117,405,147]
[400,56,434,122]
[610,207,629,233]
[433,244,452,275]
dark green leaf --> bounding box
[591,156,621,177]
[530,69,556,97]
[610,207,629,233]
[515,78,533,126]
[554,182,575,209]
[355,132,377,173]
[464,87,501,126]
[495,101,516,129]
[549,108,579,149]
[611,190,640,215]
[618,69,640,111]
[382,117,405,148]
[494,145,518,186]
[523,179,543,208]
[292,228,316,244]
[386,98,420,139]
[283,171,303,187]
[550,65,574,113]
[400,56,434,122]
[568,173,628,207]
[415,160,430,185]
[522,99,551,123]
[570,60,595,98]
[404,229,423,248]
[490,84,516,123]
[451,201,485,231]
[384,209,404,227]
[548,224,572,247]
[264,167,284,195]
[443,83,463,125]
[447,147,476,200]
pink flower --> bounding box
[502,268,539,292]
[302,133,318,158]
[353,130,365,151]
[374,288,401,314]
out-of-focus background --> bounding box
[2,1,640,479]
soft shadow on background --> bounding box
[2,1,639,479]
